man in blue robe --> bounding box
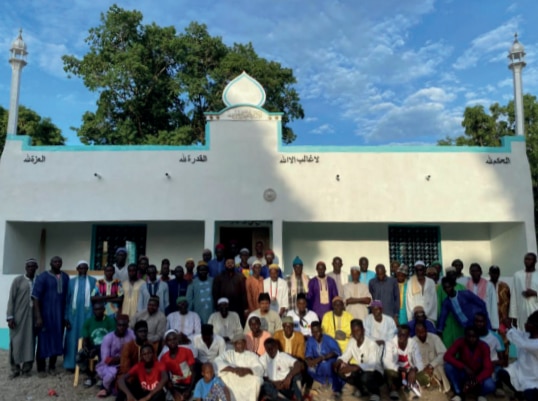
[32,256,69,376]
[305,321,343,395]
[63,260,97,370]
[437,277,491,335]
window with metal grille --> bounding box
[91,224,147,270]
[388,226,440,275]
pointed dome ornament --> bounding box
[222,72,266,108]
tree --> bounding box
[62,5,304,145]
[0,105,65,152]
[439,94,538,230]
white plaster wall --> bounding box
[438,223,492,273]
[490,222,527,273]
[282,222,388,277]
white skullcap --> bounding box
[76,260,89,267]
[217,297,229,305]
[414,260,426,267]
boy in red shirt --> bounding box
[160,330,197,401]
[118,344,167,401]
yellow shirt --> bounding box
[321,311,353,352]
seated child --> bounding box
[193,363,230,401]
[117,344,168,401]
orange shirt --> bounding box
[246,276,264,313]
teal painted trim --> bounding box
[205,104,283,116]
[278,135,525,153]
[0,327,9,350]
[6,134,209,152]
[222,72,266,107]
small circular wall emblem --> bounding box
[263,188,277,202]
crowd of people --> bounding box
[5,243,538,401]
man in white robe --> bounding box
[263,265,288,316]
[406,261,437,322]
[364,300,397,344]
[214,334,264,401]
[166,297,201,343]
[510,252,538,331]
[208,298,243,349]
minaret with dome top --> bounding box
[7,29,28,135]
[508,33,526,137]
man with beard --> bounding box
[166,297,201,343]
[213,258,248,325]
[274,316,305,359]
[32,256,69,376]
[95,315,135,397]
[7,258,38,378]
[138,265,169,314]
[167,266,190,315]
[215,334,264,401]
[187,262,214,324]
[208,298,243,349]
[286,257,309,312]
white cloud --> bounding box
[304,117,318,123]
[453,17,520,70]
[310,124,335,135]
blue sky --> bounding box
[0,0,537,146]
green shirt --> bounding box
[82,315,116,346]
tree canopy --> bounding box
[439,93,538,228]
[62,5,304,145]
[0,105,65,152]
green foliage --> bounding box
[63,5,304,145]
[439,94,538,228]
[0,105,65,152]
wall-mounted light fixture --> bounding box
[94,173,102,179]
[165,173,171,179]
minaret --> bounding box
[508,33,526,136]
[6,29,28,135]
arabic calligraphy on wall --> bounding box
[485,156,511,165]
[179,154,208,164]
[279,155,320,164]
[23,154,46,164]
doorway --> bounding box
[218,223,271,260]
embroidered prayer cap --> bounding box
[370,300,383,309]
[282,316,294,325]
[332,296,344,304]
[176,296,188,304]
[265,249,275,256]
[115,247,127,255]
[414,260,426,267]
[444,265,457,273]
[164,329,178,338]
[251,259,262,267]
[185,257,195,263]
[215,243,225,251]
[430,260,441,267]
[292,256,303,265]
[397,265,409,275]
[269,264,280,270]
[202,324,214,336]
[350,265,360,272]
[76,260,89,267]
[239,248,250,255]
[25,258,38,264]
[197,260,208,267]
[232,333,246,343]
[217,297,229,305]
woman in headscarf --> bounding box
[63,261,97,371]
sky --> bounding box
[0,0,537,146]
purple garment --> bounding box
[307,276,339,319]
[96,329,136,390]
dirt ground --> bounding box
[0,351,513,401]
